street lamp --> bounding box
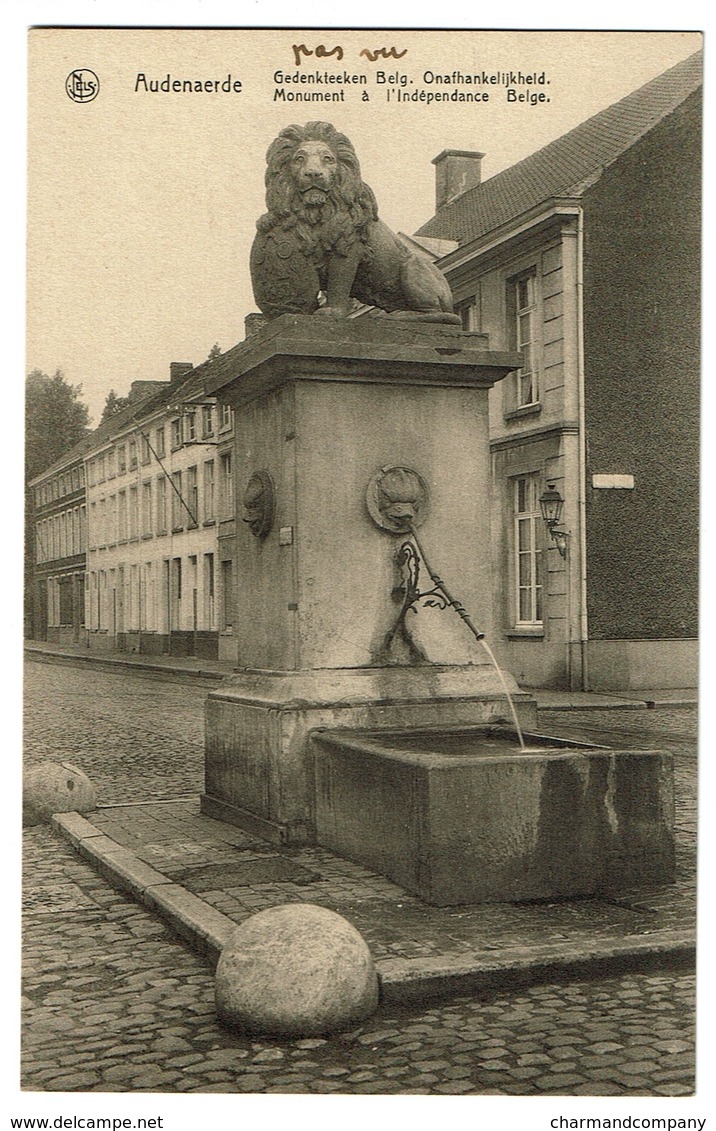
[539,484,570,558]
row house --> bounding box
[417,51,701,690]
[29,360,240,662]
[30,449,88,643]
[83,363,238,661]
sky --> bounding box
[25,27,702,425]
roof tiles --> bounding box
[417,51,702,247]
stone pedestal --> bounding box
[202,316,531,843]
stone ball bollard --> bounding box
[23,761,97,826]
[215,903,380,1038]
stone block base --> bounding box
[311,725,675,904]
[202,667,537,845]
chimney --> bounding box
[128,379,169,403]
[432,149,485,210]
[170,361,193,383]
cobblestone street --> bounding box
[22,825,696,1096]
[21,658,698,1098]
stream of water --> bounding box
[478,638,526,750]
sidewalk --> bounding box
[24,639,697,709]
[32,637,696,1006]
[52,766,696,1008]
[24,639,232,683]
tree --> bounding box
[207,342,222,360]
[25,368,90,482]
[100,388,130,423]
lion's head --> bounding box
[256,121,378,263]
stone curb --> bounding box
[51,811,696,1007]
[378,933,696,1007]
[26,647,697,709]
[25,646,228,684]
[52,811,234,965]
[538,699,698,711]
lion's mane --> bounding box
[256,121,379,265]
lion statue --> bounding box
[250,121,460,323]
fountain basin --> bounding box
[311,725,675,905]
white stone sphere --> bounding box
[23,761,97,825]
[215,902,379,1037]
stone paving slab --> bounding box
[52,796,695,1005]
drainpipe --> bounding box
[575,207,590,690]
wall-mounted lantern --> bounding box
[539,483,570,559]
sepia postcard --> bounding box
[17,20,707,1127]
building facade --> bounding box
[30,453,88,644]
[417,52,701,690]
[29,362,240,662]
[83,364,237,661]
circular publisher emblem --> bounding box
[66,69,100,103]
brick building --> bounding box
[417,51,701,689]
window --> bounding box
[140,434,151,464]
[220,404,233,430]
[203,460,215,520]
[513,475,543,626]
[171,557,182,630]
[79,505,87,551]
[188,555,198,629]
[129,564,139,630]
[97,454,106,482]
[457,295,479,332]
[156,475,167,533]
[171,419,182,449]
[142,481,153,535]
[107,449,116,479]
[186,466,198,526]
[513,274,538,407]
[59,577,73,627]
[202,405,214,437]
[108,495,117,544]
[129,440,138,469]
[118,490,127,541]
[118,445,127,473]
[220,452,233,517]
[98,498,106,546]
[171,471,183,529]
[129,485,139,539]
[185,412,197,442]
[88,463,96,488]
[203,553,215,628]
[141,562,154,631]
[155,427,165,457]
[221,559,234,630]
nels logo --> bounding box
[66,69,100,103]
